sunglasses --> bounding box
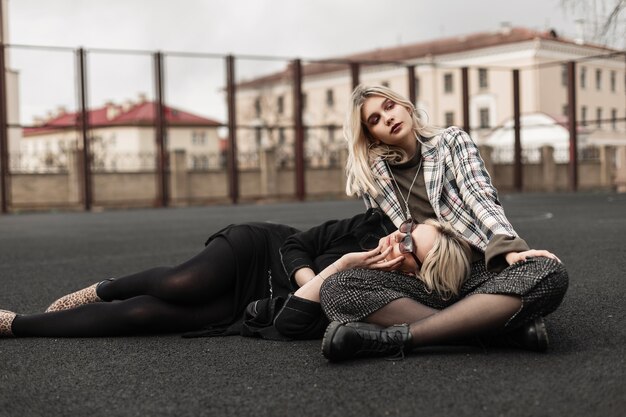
[398,219,422,270]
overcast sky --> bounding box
[5,0,606,124]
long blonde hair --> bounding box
[418,219,472,299]
[344,84,442,197]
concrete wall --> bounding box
[5,145,625,211]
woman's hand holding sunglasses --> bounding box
[335,243,404,272]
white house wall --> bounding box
[20,125,221,172]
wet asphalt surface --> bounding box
[0,192,624,417]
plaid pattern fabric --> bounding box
[363,159,406,227]
[320,257,568,330]
[364,127,518,250]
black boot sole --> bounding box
[321,321,343,361]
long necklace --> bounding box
[385,157,422,219]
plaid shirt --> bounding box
[363,127,518,251]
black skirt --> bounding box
[204,222,300,326]
[320,256,568,329]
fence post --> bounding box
[407,65,416,105]
[512,69,522,191]
[567,61,578,191]
[153,51,168,207]
[292,59,305,200]
[461,67,470,135]
[225,55,239,204]
[76,48,92,210]
[0,42,9,213]
[350,62,360,91]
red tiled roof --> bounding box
[238,27,616,88]
[24,101,222,137]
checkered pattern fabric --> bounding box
[320,257,568,330]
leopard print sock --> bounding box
[0,310,16,337]
[45,282,102,312]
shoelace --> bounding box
[359,328,407,361]
[384,331,407,361]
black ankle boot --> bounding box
[506,317,549,352]
[482,317,549,352]
[322,321,412,362]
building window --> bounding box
[562,104,569,116]
[444,111,454,127]
[479,108,490,129]
[277,95,284,114]
[444,73,454,93]
[561,64,568,87]
[580,67,587,89]
[192,131,206,145]
[610,71,616,92]
[581,106,587,126]
[596,69,602,90]
[596,107,602,128]
[255,127,262,147]
[325,89,334,107]
[254,98,261,117]
[611,108,617,130]
[478,68,488,89]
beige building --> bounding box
[235,27,625,160]
[20,95,222,172]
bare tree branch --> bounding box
[560,0,625,47]
[600,0,625,37]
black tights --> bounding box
[13,237,238,337]
[365,294,522,347]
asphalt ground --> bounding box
[0,192,624,417]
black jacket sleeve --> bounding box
[279,211,371,284]
[279,208,396,286]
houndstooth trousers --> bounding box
[320,257,569,330]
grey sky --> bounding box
[5,0,606,124]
